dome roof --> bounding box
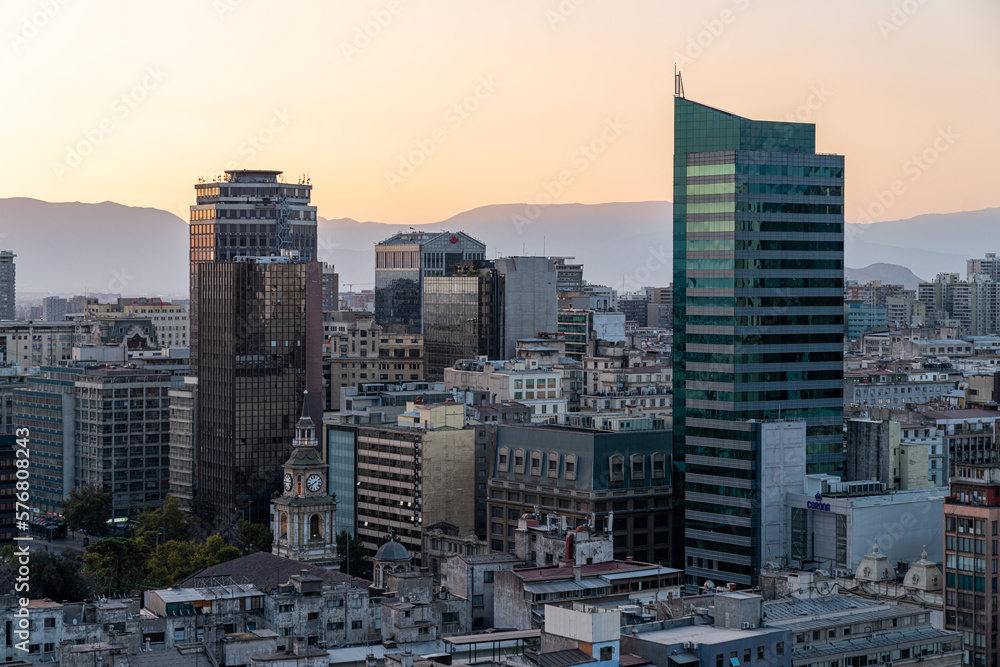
[375,540,411,562]
[904,546,943,592]
[855,540,896,583]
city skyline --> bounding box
[2,0,997,227]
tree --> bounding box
[83,538,151,596]
[62,485,113,536]
[193,535,241,570]
[133,495,194,549]
[144,540,201,589]
[337,530,370,579]
[234,519,272,554]
[26,550,91,601]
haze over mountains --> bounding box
[1,196,995,298]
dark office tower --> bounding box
[423,260,504,380]
[672,81,845,587]
[189,170,322,525]
[0,251,14,321]
[195,255,322,524]
[374,231,486,334]
[189,170,317,374]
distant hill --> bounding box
[845,263,926,291]
[0,197,188,296]
[2,196,998,297]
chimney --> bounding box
[573,565,581,581]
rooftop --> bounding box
[763,595,879,622]
[792,628,959,660]
[516,560,677,582]
[178,551,368,590]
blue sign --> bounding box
[807,492,831,512]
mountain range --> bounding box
[1,197,995,298]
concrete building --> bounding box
[442,552,522,630]
[579,355,671,419]
[495,257,558,359]
[446,358,567,423]
[41,296,67,322]
[552,257,584,292]
[84,297,189,348]
[787,474,947,576]
[844,300,887,341]
[920,271,1000,336]
[374,230,486,334]
[323,314,424,411]
[421,521,491,577]
[342,402,488,561]
[887,295,927,329]
[0,251,14,321]
[73,367,173,517]
[489,419,672,563]
[494,559,681,629]
[845,368,954,409]
[0,321,85,366]
[167,375,197,509]
[323,262,340,311]
[942,463,1000,667]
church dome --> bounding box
[904,546,943,592]
[855,540,896,582]
[375,540,411,562]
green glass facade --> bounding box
[672,97,844,587]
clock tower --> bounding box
[271,391,340,567]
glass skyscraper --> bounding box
[672,94,845,587]
[189,170,323,525]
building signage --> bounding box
[807,492,831,511]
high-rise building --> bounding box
[189,170,322,524]
[0,251,14,321]
[168,376,198,509]
[13,366,81,514]
[672,84,845,587]
[74,367,173,517]
[42,296,68,322]
[494,257,558,358]
[322,262,339,312]
[189,169,317,372]
[943,463,1000,667]
[374,231,486,334]
[423,261,504,380]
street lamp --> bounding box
[156,527,166,548]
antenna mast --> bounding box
[674,65,685,98]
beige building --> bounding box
[445,358,566,422]
[0,321,84,366]
[323,313,424,411]
[85,297,188,348]
[353,402,485,562]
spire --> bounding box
[300,389,310,421]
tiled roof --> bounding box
[178,551,369,590]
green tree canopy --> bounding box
[83,538,151,596]
[133,495,194,549]
[0,546,92,601]
[62,485,113,536]
[234,519,273,554]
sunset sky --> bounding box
[2,0,997,226]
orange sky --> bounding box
[2,0,997,225]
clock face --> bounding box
[283,473,292,492]
[306,474,323,493]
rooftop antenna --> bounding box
[674,65,685,98]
